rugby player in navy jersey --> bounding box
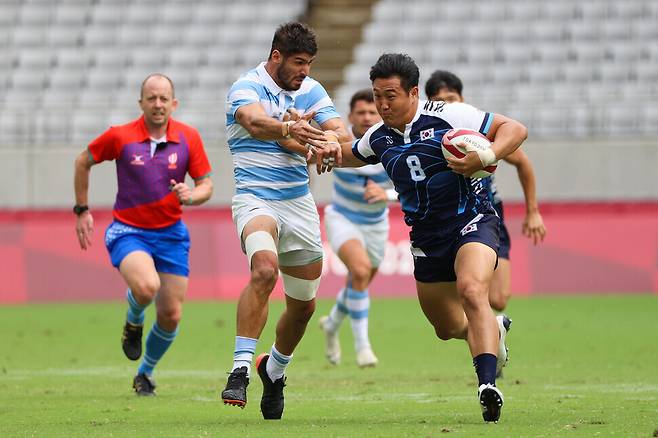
[321,54,528,422]
[425,70,546,314]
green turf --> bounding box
[1,296,657,437]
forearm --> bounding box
[189,178,213,206]
[340,141,367,168]
[516,161,539,213]
[243,114,289,141]
[73,154,91,205]
[491,120,528,162]
[278,138,310,156]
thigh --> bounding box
[277,194,323,263]
[337,239,372,273]
[152,222,191,277]
[233,194,280,244]
[416,280,464,328]
[119,250,159,290]
[454,242,497,286]
[324,205,364,255]
[361,218,389,268]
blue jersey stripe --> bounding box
[236,184,309,200]
[480,112,494,135]
[333,203,386,223]
[235,165,308,183]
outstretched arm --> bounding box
[503,149,547,245]
[235,102,327,147]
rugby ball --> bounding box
[441,128,497,178]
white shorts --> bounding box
[232,193,323,267]
[324,204,389,268]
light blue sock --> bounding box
[232,336,257,377]
[137,322,179,376]
[126,288,149,325]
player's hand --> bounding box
[446,145,484,177]
[76,211,94,250]
[522,209,546,245]
[364,179,387,203]
[313,130,342,174]
[288,111,326,148]
[170,179,194,206]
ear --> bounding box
[271,49,282,64]
[172,98,179,111]
[410,86,419,99]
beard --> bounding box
[276,65,304,91]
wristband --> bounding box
[185,196,194,206]
[385,189,399,202]
[476,148,497,167]
[281,121,293,139]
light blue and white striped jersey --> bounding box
[226,62,340,200]
[330,126,394,225]
[331,165,394,224]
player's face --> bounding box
[139,77,178,128]
[429,88,463,103]
[275,51,315,91]
[348,100,381,138]
[372,76,418,130]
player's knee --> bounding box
[350,263,372,287]
[433,323,461,341]
[157,307,182,329]
[457,279,488,309]
[250,264,279,293]
[132,277,161,301]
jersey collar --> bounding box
[257,62,290,97]
[390,101,422,143]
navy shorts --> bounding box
[412,213,500,283]
[104,220,191,277]
[493,201,511,260]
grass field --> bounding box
[1,295,657,437]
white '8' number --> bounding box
[406,155,426,181]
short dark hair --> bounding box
[349,89,374,111]
[425,70,463,99]
[369,53,419,92]
[269,22,318,59]
[140,73,175,98]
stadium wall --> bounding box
[0,202,656,304]
[0,138,657,208]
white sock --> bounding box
[266,344,292,382]
[325,288,348,332]
[232,336,257,377]
[346,287,371,351]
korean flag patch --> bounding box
[420,128,435,141]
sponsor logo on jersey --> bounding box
[131,154,145,165]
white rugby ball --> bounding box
[441,128,497,178]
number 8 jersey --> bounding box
[352,100,495,229]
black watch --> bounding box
[73,204,89,216]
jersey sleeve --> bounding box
[87,127,120,163]
[440,102,494,135]
[186,129,212,180]
[226,80,263,118]
[302,82,341,125]
[351,123,381,165]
